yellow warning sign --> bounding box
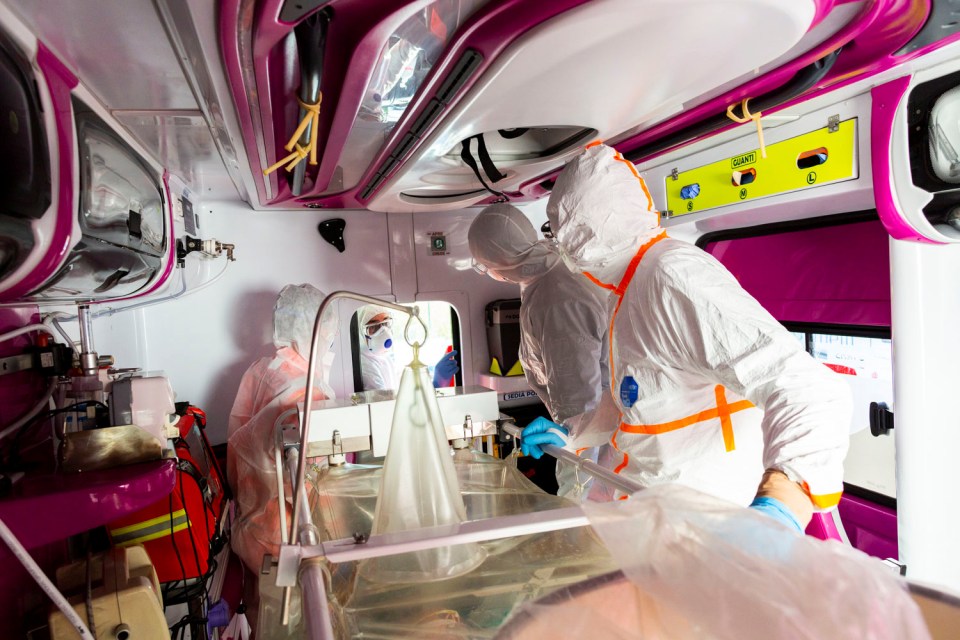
[665,118,857,217]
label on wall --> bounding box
[426,231,449,256]
[665,118,858,217]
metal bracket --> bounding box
[828,114,840,133]
[261,554,279,576]
[882,558,907,576]
[276,544,304,587]
[331,429,344,457]
[280,425,301,452]
[661,210,674,219]
[669,167,679,181]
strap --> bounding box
[460,134,505,196]
[498,127,528,139]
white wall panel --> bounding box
[412,205,547,386]
[95,204,392,443]
[891,238,960,593]
[91,202,554,444]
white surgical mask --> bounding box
[365,328,393,354]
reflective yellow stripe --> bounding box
[109,509,187,536]
[114,521,190,547]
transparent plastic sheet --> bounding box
[345,526,616,638]
[256,566,304,640]
[498,484,931,640]
[359,353,486,583]
[254,451,615,637]
[227,284,336,572]
[312,451,573,542]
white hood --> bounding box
[547,143,662,284]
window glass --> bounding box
[789,331,806,349]
[353,300,460,392]
[808,332,895,498]
[810,334,893,431]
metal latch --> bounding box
[828,114,840,133]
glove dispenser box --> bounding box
[485,298,523,376]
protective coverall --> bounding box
[468,203,611,499]
[227,284,337,571]
[545,143,851,526]
[358,305,399,391]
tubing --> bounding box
[0,322,59,443]
[92,260,229,318]
[0,323,55,344]
[284,447,332,637]
[0,517,94,639]
[300,560,335,640]
[43,314,79,354]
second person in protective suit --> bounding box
[468,203,612,500]
[227,283,338,572]
[525,142,852,533]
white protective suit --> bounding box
[227,284,337,571]
[358,305,398,391]
[546,143,851,515]
[468,203,611,499]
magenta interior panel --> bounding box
[0,539,70,638]
[805,512,842,541]
[703,219,891,327]
[838,493,899,560]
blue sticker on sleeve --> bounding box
[619,376,639,408]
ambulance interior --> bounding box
[2,0,960,638]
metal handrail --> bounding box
[289,291,421,550]
[282,291,422,626]
[501,422,646,496]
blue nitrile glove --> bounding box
[520,417,568,459]
[432,350,459,387]
[749,496,804,534]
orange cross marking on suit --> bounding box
[610,385,754,475]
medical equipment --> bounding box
[304,385,500,458]
[281,291,430,623]
[485,299,523,376]
[360,345,485,584]
[48,545,167,640]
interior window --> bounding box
[786,324,895,500]
[351,300,462,392]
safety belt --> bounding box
[460,133,506,196]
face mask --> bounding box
[365,328,393,354]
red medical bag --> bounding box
[108,405,227,584]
